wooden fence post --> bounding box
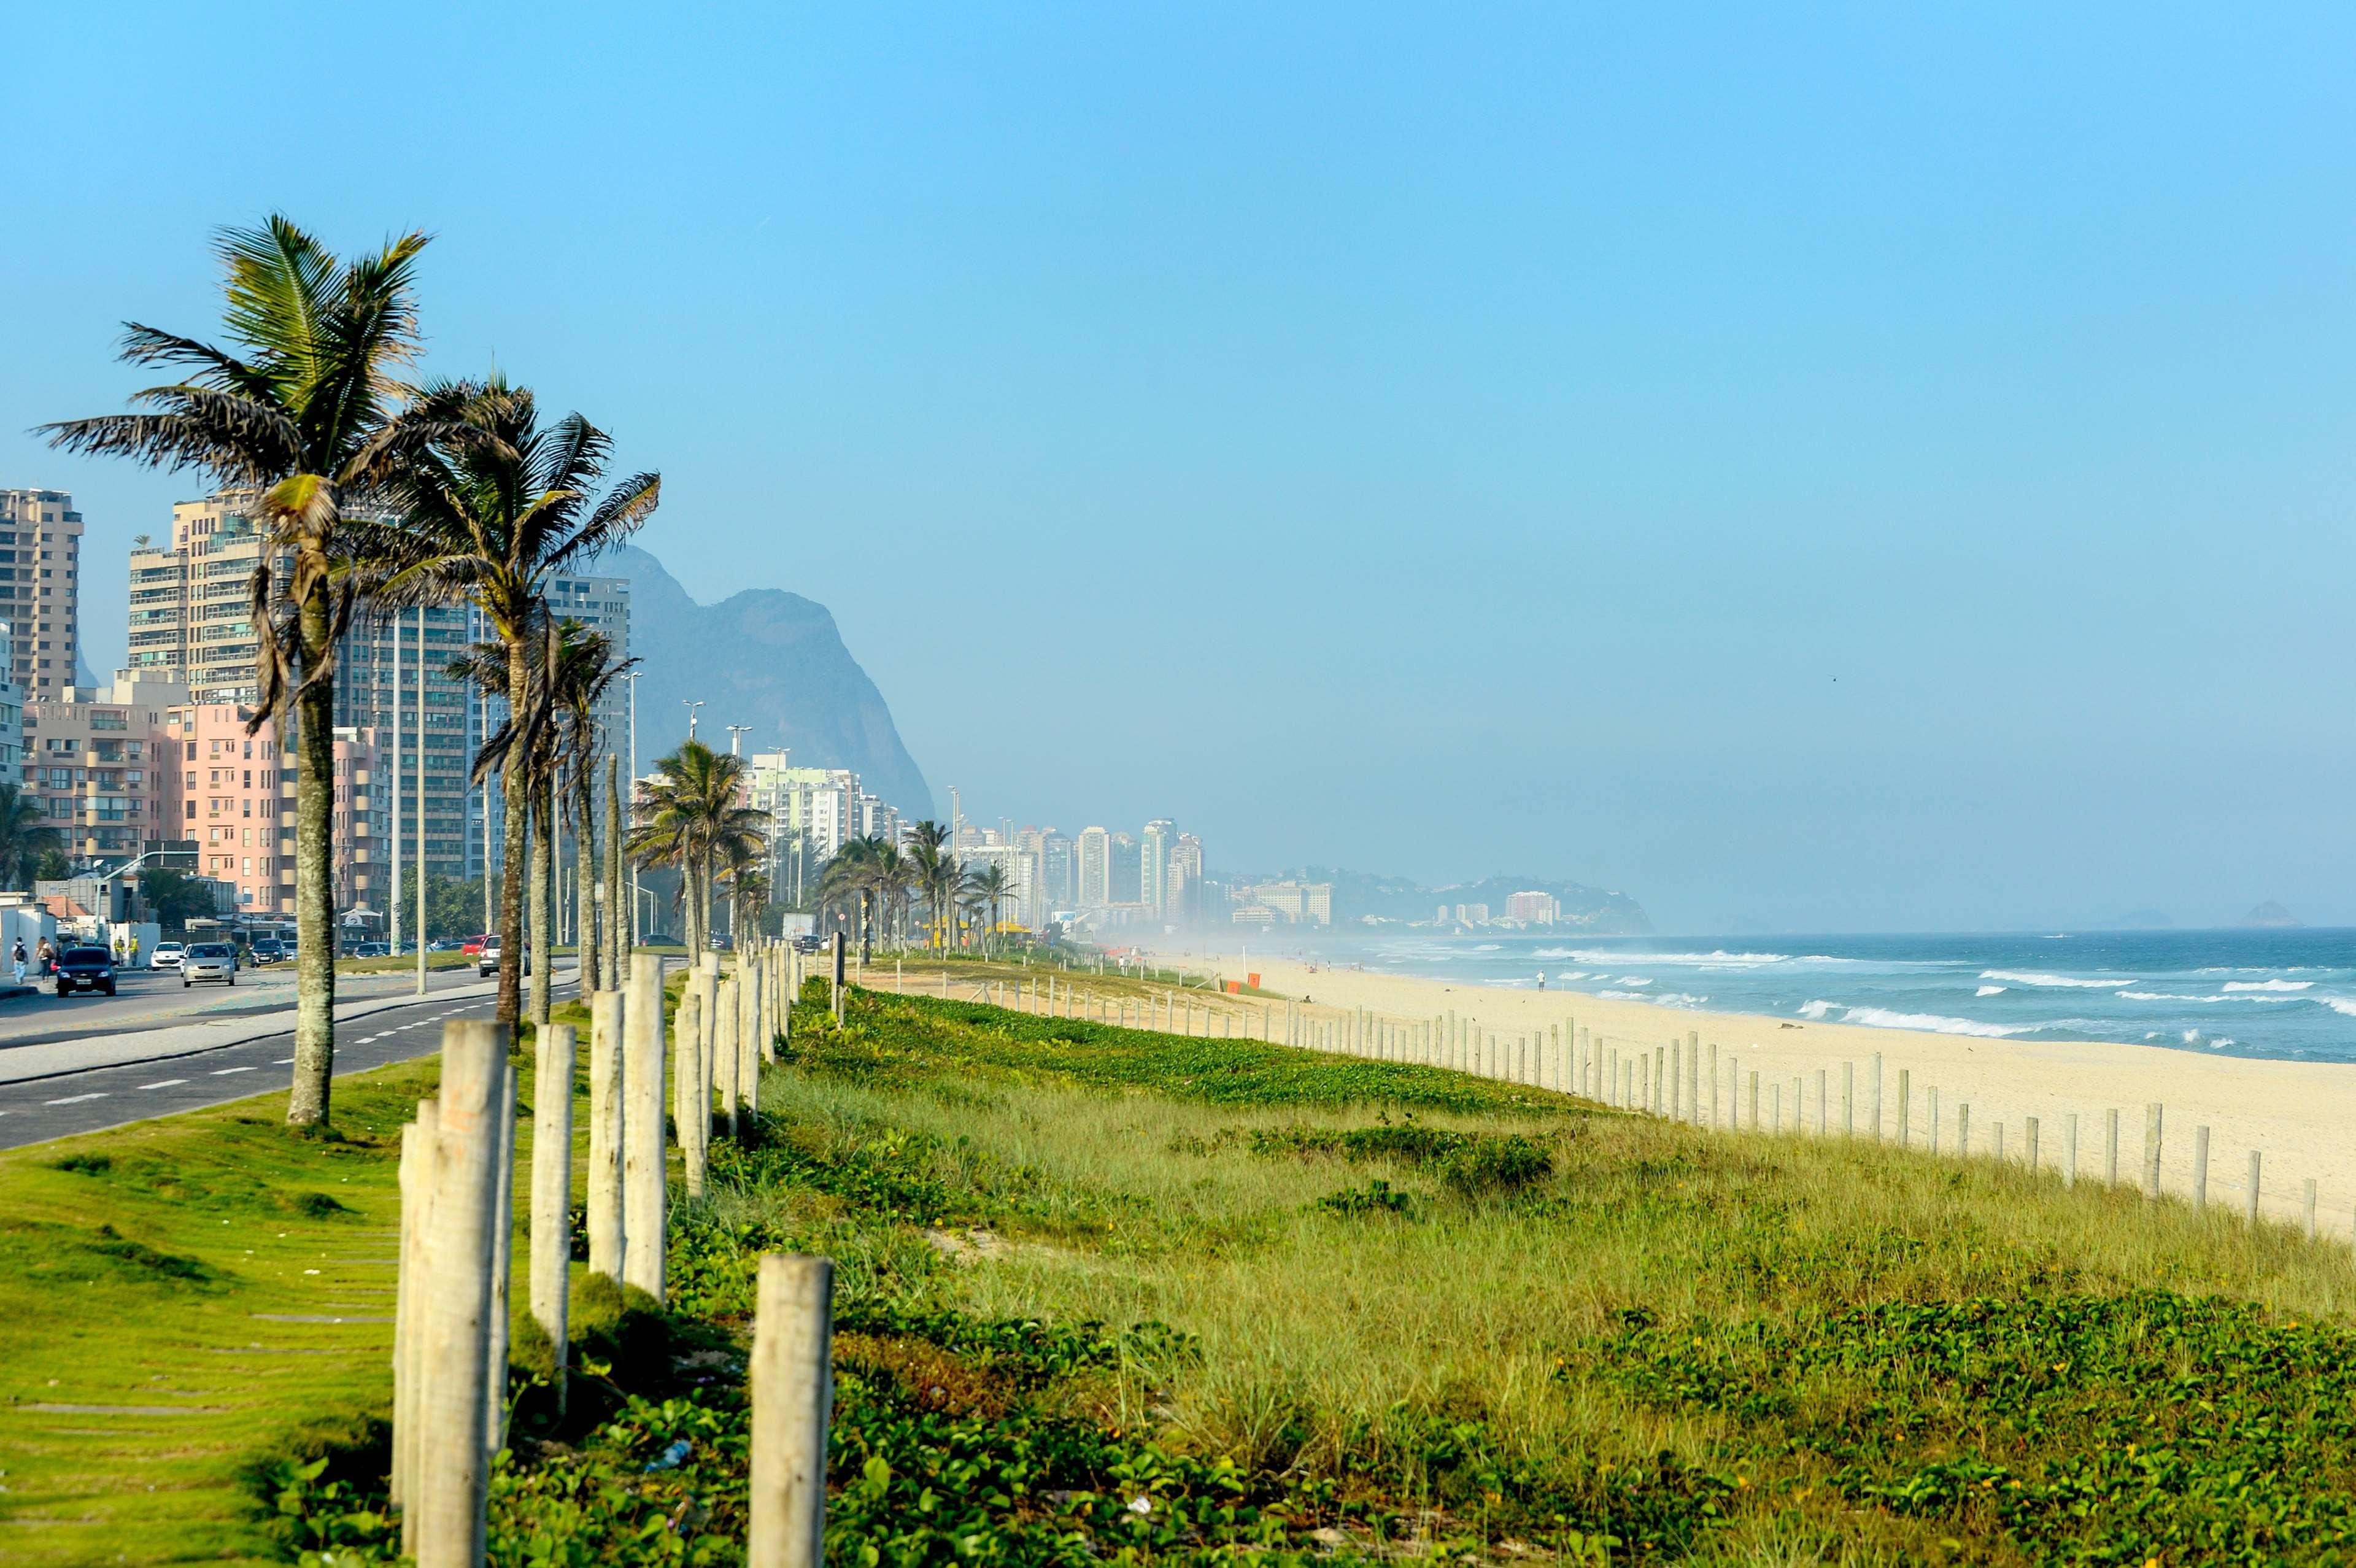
[2144,1103,2163,1200]
[412,1021,504,1567]
[529,1024,575,1412]
[2192,1125,2210,1213]
[748,1255,835,1568]
[624,954,668,1302]
[588,990,626,1281]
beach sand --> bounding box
[1138,943,2356,1238]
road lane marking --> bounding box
[274,1057,295,1064]
[45,1092,107,1105]
[211,1066,255,1076]
[137,1079,188,1090]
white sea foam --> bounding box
[1981,970,2125,989]
[1798,999,1834,1019]
[1838,1006,2025,1038]
[1651,992,1709,1009]
[2222,979,2312,992]
[2319,997,2356,1018]
[2117,991,2228,1003]
[1976,985,2006,997]
[1615,976,1653,986]
[1597,990,1656,1002]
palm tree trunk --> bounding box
[285,593,339,1126]
[603,756,623,981]
[530,775,554,1025]
[576,765,600,997]
[497,643,530,1027]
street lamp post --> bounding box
[414,604,428,996]
[625,669,641,949]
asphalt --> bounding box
[0,962,577,1150]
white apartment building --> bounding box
[1076,825,1110,905]
[1140,818,1173,916]
[0,489,85,700]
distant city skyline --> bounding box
[9,6,2353,932]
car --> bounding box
[429,938,465,952]
[477,937,528,977]
[182,941,237,987]
[151,941,186,970]
[462,934,489,957]
[792,934,825,954]
[53,946,118,997]
[709,933,733,952]
[248,937,287,965]
[349,941,390,959]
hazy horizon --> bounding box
[7,6,2351,933]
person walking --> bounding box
[11,939,25,986]
[36,938,56,979]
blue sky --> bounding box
[6,4,2352,932]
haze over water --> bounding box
[1251,928,2356,1065]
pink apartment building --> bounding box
[166,703,383,919]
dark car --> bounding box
[55,946,118,997]
[792,935,824,954]
[249,938,287,965]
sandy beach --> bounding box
[1137,943,2356,1238]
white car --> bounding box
[181,941,238,987]
[152,941,185,970]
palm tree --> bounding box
[0,784,63,890]
[967,861,1014,954]
[552,628,634,996]
[377,376,659,1027]
[625,740,765,956]
[905,821,959,951]
[814,837,881,956]
[871,842,916,951]
[721,842,771,944]
[43,215,431,1127]
[447,625,565,1024]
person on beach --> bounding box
[1538,971,1548,991]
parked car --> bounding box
[429,938,465,952]
[53,946,118,997]
[151,941,186,970]
[248,937,287,965]
[182,941,237,987]
[349,941,390,959]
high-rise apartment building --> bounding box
[126,491,284,700]
[336,606,481,884]
[1169,832,1203,923]
[165,700,384,916]
[1505,891,1560,925]
[1076,826,1110,905]
[1040,830,1073,908]
[1140,819,1173,916]
[25,674,187,862]
[747,752,860,902]
[0,489,86,698]
[1110,832,1140,903]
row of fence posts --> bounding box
[389,934,840,1566]
[957,973,2323,1242]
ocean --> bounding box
[1251,928,2356,1065]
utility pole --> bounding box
[684,699,703,741]
[727,724,751,757]
[950,785,962,849]
[415,605,428,995]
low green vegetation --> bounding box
[14,985,2356,1563]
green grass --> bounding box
[20,983,2356,1563]
[331,950,477,976]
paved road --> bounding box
[0,983,507,1149]
[0,961,483,1049]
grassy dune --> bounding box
[11,981,2356,1563]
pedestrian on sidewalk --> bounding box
[10,940,23,985]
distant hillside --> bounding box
[604,545,934,818]
[1246,866,1651,932]
[2240,901,2301,929]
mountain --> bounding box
[1244,865,1652,932]
[604,545,933,817]
[2239,901,2301,929]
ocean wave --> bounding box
[1615,976,1653,986]
[1551,949,1793,968]
[1651,992,1709,1009]
[2222,979,2313,992]
[1798,999,1834,1019]
[1596,990,1654,1002]
[2117,991,2227,1003]
[1975,985,2006,997]
[1981,970,2126,989]
[2319,997,2356,1018]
